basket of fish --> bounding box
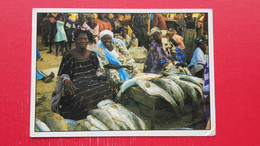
[116,73,205,122]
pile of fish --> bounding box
[116,73,205,118]
[85,99,148,130]
[35,100,148,132]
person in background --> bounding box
[81,14,99,44]
[64,13,76,51]
[187,36,207,78]
[115,26,138,50]
[52,29,113,120]
[143,27,173,74]
[170,34,186,63]
[176,13,201,64]
[95,14,113,33]
[55,14,67,56]
[153,13,167,30]
[131,14,148,47]
[40,13,49,47]
[94,30,138,88]
[47,13,58,54]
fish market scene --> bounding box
[34,12,211,132]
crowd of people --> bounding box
[37,13,210,126]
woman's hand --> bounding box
[125,65,133,70]
[64,80,77,95]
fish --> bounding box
[136,79,182,118]
[130,112,148,130]
[177,74,204,85]
[99,103,139,130]
[64,119,77,131]
[116,78,138,101]
[179,76,202,88]
[181,80,204,103]
[74,119,88,131]
[84,121,101,131]
[115,104,140,130]
[116,73,161,101]
[162,78,185,114]
[86,115,109,130]
[113,119,130,130]
[88,109,121,131]
[35,119,51,132]
[149,78,174,98]
[43,112,68,131]
[97,99,116,109]
[183,67,192,75]
[171,79,199,105]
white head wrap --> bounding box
[99,30,114,39]
[149,27,161,36]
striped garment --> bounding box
[55,50,113,120]
[203,55,210,98]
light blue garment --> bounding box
[94,42,130,81]
[188,47,205,68]
[175,46,186,63]
[36,69,45,80]
[55,20,68,42]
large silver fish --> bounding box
[35,119,51,132]
[99,103,139,130]
[97,99,116,109]
[149,78,174,98]
[115,104,140,129]
[116,73,162,101]
[86,115,109,130]
[84,121,101,131]
[171,79,199,105]
[88,109,121,130]
[162,78,185,114]
[130,112,148,130]
[179,76,202,88]
[181,80,204,103]
[136,79,182,118]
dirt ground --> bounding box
[35,35,206,131]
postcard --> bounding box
[30,8,215,137]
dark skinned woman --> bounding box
[143,27,173,74]
[94,30,138,88]
[51,29,113,120]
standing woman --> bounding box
[95,14,113,33]
[81,14,99,45]
[55,14,67,56]
[52,29,113,120]
[176,13,201,64]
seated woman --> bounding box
[52,29,113,120]
[187,36,207,78]
[94,30,139,87]
[143,27,174,74]
[115,26,138,50]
